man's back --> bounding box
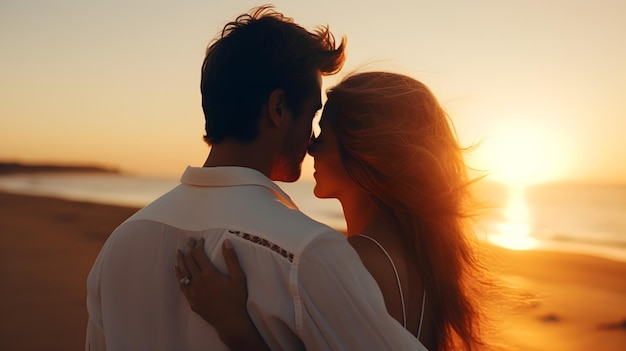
[86,166,425,350]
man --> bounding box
[86,6,425,350]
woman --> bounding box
[176,72,492,350]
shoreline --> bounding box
[1,191,625,350]
[0,161,120,175]
[0,172,624,265]
[1,182,623,264]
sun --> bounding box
[478,118,565,186]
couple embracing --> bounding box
[86,5,492,351]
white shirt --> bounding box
[86,166,426,351]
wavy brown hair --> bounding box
[325,72,492,350]
[201,5,346,144]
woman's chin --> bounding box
[313,178,336,199]
[312,186,327,199]
[312,187,321,198]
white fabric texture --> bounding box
[86,166,427,351]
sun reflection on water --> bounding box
[488,185,538,250]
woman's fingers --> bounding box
[173,236,252,332]
[222,239,245,286]
[175,250,192,288]
[179,237,232,278]
[177,236,243,285]
[183,238,202,277]
[191,238,220,276]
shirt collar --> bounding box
[180,166,298,209]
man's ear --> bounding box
[267,89,288,128]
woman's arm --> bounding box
[175,238,270,351]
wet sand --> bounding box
[0,192,624,350]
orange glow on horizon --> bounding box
[477,117,568,186]
[1,1,625,184]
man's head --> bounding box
[200,5,346,146]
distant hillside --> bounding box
[0,162,120,175]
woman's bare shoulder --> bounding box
[348,235,381,258]
[347,235,394,277]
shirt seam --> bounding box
[289,230,340,338]
[290,253,303,335]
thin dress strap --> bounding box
[356,234,426,340]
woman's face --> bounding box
[307,108,355,200]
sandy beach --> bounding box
[0,191,624,351]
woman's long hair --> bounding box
[326,72,492,350]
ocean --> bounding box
[1,172,624,263]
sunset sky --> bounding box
[1,0,625,185]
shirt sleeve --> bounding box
[295,231,428,351]
[85,242,107,351]
[85,319,106,351]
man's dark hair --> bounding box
[200,5,346,144]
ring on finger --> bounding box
[180,276,191,286]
